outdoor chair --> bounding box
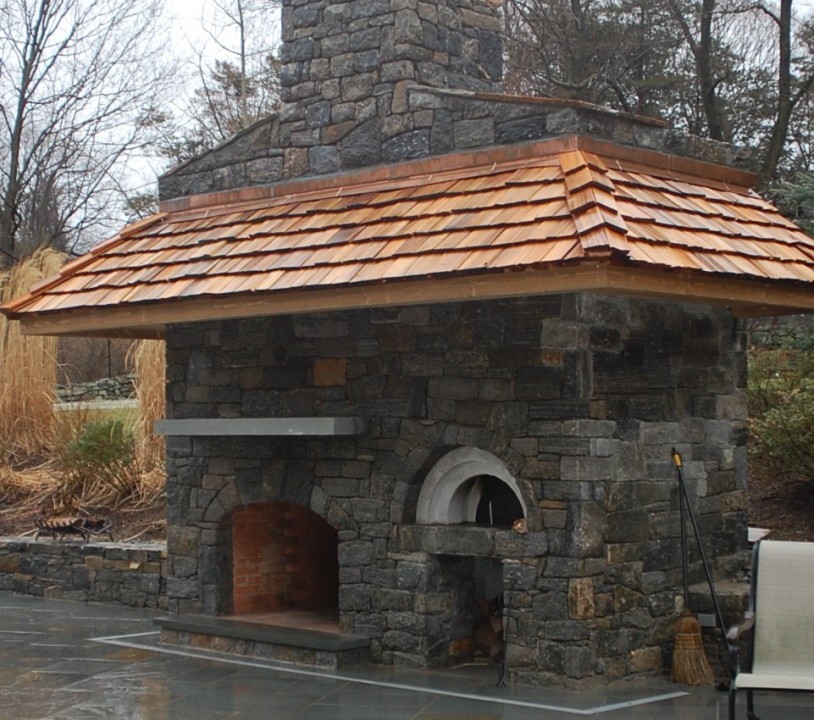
[727,539,814,719]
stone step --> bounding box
[156,614,370,669]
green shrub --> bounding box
[53,416,141,509]
[748,345,814,481]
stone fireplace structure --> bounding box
[149,294,752,683]
[4,0,814,689]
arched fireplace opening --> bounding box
[229,502,339,627]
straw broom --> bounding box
[671,449,714,685]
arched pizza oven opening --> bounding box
[474,475,525,528]
[416,447,528,527]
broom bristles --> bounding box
[671,611,715,685]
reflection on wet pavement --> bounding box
[1,593,812,719]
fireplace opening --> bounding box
[230,502,338,629]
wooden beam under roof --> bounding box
[14,263,814,338]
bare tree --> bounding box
[160,0,281,164]
[757,0,814,183]
[503,0,685,113]
[504,0,814,186]
[0,0,174,266]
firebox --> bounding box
[230,502,338,618]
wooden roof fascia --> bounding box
[15,262,814,338]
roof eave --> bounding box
[11,263,814,339]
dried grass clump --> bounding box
[0,251,168,527]
[128,339,166,474]
[0,248,65,461]
[0,463,56,506]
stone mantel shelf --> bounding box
[154,417,368,437]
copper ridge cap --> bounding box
[408,85,671,128]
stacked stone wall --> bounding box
[55,373,136,403]
[0,539,167,609]
[158,0,750,201]
[163,292,749,686]
[278,0,503,177]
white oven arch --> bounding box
[416,447,527,525]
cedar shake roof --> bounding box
[4,136,814,338]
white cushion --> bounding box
[735,672,814,691]
[734,541,814,692]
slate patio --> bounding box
[2,593,811,719]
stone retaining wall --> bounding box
[0,538,167,609]
[56,374,136,403]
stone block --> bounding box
[538,437,591,456]
[284,147,309,177]
[338,540,374,567]
[372,588,413,611]
[565,502,604,558]
[382,129,430,161]
[383,630,420,653]
[486,403,528,436]
[166,577,198,599]
[0,556,20,573]
[613,585,643,613]
[565,645,595,679]
[310,144,342,172]
[495,115,547,144]
[605,509,649,543]
[568,577,595,619]
[630,645,663,673]
[494,531,548,558]
[546,620,589,642]
[454,400,491,426]
[339,584,372,611]
[560,456,612,482]
[529,400,591,421]
[314,358,347,386]
[330,52,355,78]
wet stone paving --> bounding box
[1,593,812,719]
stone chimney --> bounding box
[159,0,748,201]
[278,0,504,177]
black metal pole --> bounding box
[671,448,733,673]
[497,589,510,688]
[674,449,690,607]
